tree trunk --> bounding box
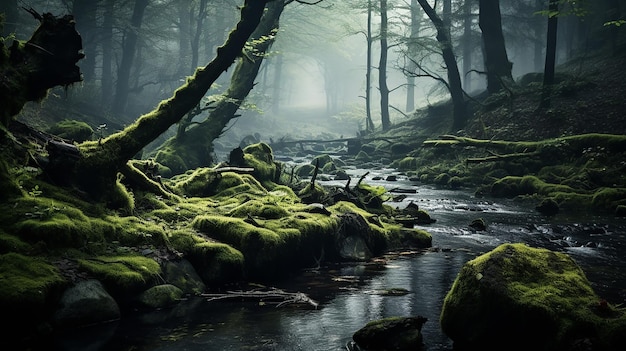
[406,0,420,112]
[1,11,84,129]
[272,53,283,115]
[539,0,558,109]
[101,0,114,107]
[177,0,191,75]
[379,0,391,131]
[112,0,149,116]
[0,0,18,37]
[190,0,208,70]
[72,0,98,82]
[51,0,269,204]
[155,0,285,172]
[479,0,513,94]
[365,0,375,132]
[462,0,473,92]
[417,0,467,131]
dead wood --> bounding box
[202,287,319,309]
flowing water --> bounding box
[51,165,626,351]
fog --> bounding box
[4,0,586,155]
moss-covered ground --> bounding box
[0,141,432,337]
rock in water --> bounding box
[353,316,427,350]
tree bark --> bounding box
[479,0,513,94]
[155,0,285,172]
[1,11,84,129]
[365,0,375,131]
[379,0,391,131]
[72,0,98,82]
[417,0,466,131]
[539,0,558,109]
[462,0,473,92]
[54,0,269,204]
[0,0,18,37]
[101,0,114,107]
[405,0,420,112]
[112,0,149,116]
[190,0,208,70]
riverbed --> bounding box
[51,165,626,351]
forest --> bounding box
[1,0,626,350]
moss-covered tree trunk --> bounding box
[47,0,269,205]
[0,11,84,131]
[154,0,285,172]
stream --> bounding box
[51,164,626,351]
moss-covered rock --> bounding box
[136,284,184,309]
[353,316,427,351]
[47,119,94,142]
[186,242,244,286]
[77,255,161,298]
[440,243,626,351]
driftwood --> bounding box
[202,287,319,309]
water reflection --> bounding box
[53,168,626,351]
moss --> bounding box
[228,199,289,219]
[591,187,626,211]
[440,243,625,350]
[311,154,333,168]
[0,230,31,254]
[154,145,188,176]
[78,254,161,294]
[242,142,278,182]
[172,167,220,197]
[490,175,576,198]
[355,150,371,162]
[392,156,419,170]
[297,182,328,203]
[295,164,315,177]
[0,252,66,310]
[137,284,184,309]
[187,242,244,285]
[47,119,94,142]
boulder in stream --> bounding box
[352,316,427,350]
[440,243,626,351]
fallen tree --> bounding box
[40,0,271,207]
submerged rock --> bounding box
[352,316,427,350]
[440,243,626,351]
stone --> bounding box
[137,284,184,309]
[440,243,626,351]
[162,259,206,295]
[353,316,427,350]
[52,279,120,330]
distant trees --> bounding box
[379,0,391,130]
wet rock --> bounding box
[137,284,184,309]
[334,170,350,180]
[162,259,206,295]
[52,280,120,330]
[440,243,626,351]
[386,175,398,181]
[536,198,559,216]
[469,218,487,231]
[353,316,427,351]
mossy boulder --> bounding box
[136,284,184,309]
[186,242,244,286]
[242,142,279,182]
[47,119,94,142]
[77,255,161,299]
[352,316,428,351]
[162,259,206,295]
[440,243,626,351]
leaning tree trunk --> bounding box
[417,0,467,131]
[154,0,285,172]
[46,0,269,205]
